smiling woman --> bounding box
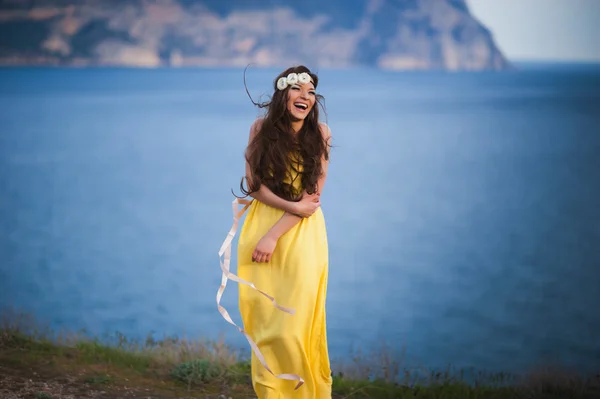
[241,66,330,203]
[221,65,333,398]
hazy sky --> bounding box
[466,0,600,62]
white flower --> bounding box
[286,73,299,85]
[277,77,288,90]
[298,72,311,84]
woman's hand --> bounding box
[252,233,278,263]
[292,192,321,218]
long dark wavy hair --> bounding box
[237,65,330,201]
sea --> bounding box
[1,63,599,378]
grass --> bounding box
[1,308,599,398]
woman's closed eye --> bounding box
[291,85,316,95]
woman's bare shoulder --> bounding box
[252,117,265,131]
[249,117,265,140]
[318,122,332,139]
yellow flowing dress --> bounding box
[237,160,333,398]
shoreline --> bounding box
[1,310,598,398]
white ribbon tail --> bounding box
[216,197,304,390]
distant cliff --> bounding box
[0,0,511,70]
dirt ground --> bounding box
[0,353,254,399]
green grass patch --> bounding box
[74,340,153,372]
[170,358,224,385]
[83,373,113,385]
[2,308,599,399]
[331,377,521,399]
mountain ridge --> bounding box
[0,0,511,70]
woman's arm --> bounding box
[316,123,332,195]
[248,182,299,215]
[252,123,332,263]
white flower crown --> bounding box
[276,72,313,90]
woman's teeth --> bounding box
[294,103,308,110]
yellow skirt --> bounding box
[237,199,333,398]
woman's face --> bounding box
[286,79,316,121]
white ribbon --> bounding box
[217,197,305,390]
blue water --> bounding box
[1,65,599,376]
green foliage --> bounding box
[2,308,599,398]
[74,340,153,372]
[170,358,224,385]
[224,359,252,385]
[83,374,113,385]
